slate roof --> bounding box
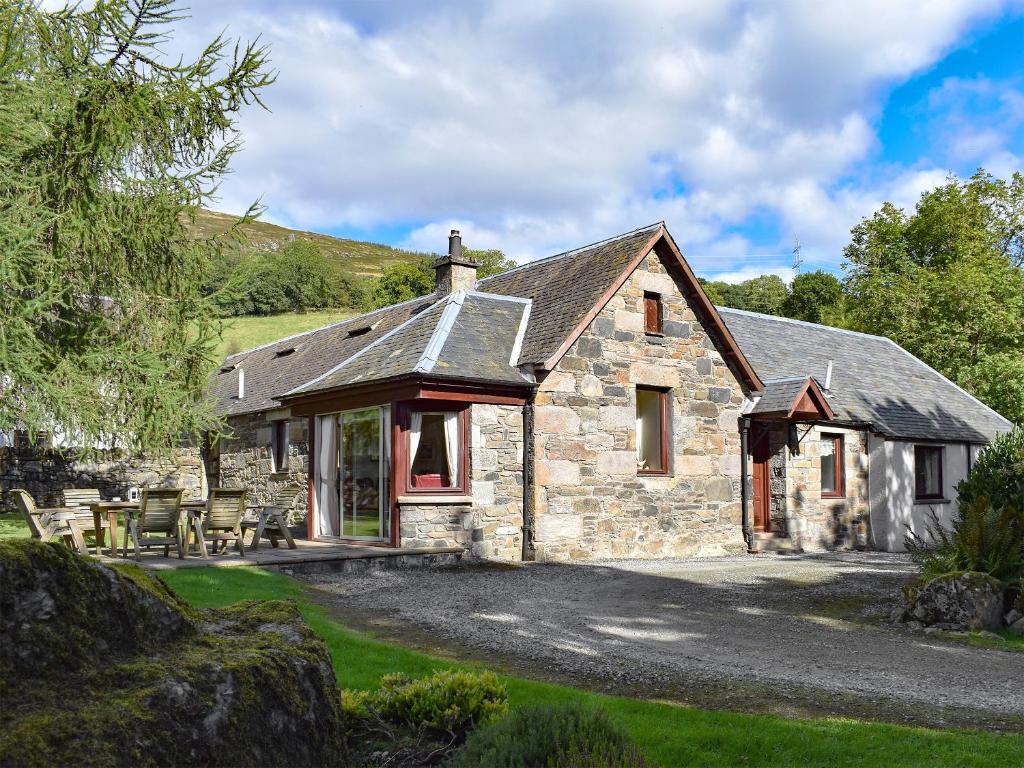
[478,223,663,365]
[750,378,810,415]
[284,292,531,395]
[720,307,1013,443]
[209,223,664,415]
[209,296,438,417]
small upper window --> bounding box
[271,420,289,472]
[643,292,663,335]
[915,445,944,500]
[820,433,844,498]
[636,386,669,475]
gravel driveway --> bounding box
[299,552,1024,726]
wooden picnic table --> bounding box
[90,499,207,558]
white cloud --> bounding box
[159,0,1013,269]
[705,266,796,285]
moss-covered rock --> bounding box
[0,541,346,767]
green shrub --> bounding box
[958,426,1024,512]
[449,702,648,768]
[906,498,1024,583]
[907,427,1024,584]
[356,670,507,741]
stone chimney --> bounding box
[433,230,478,294]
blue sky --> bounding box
[164,1,1024,282]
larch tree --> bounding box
[0,0,274,452]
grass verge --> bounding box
[159,566,1024,768]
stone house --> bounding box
[206,223,1012,560]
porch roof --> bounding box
[751,376,834,421]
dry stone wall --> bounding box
[531,249,749,561]
[0,445,205,511]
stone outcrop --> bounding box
[0,540,346,767]
[904,572,1006,631]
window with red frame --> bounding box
[820,433,844,497]
[402,406,468,493]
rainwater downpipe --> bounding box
[740,415,752,551]
[522,393,536,562]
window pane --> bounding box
[341,408,381,537]
[636,388,664,472]
[410,412,458,488]
[915,447,942,498]
[820,439,836,494]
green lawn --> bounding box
[216,309,356,359]
[0,514,28,539]
[159,566,1024,768]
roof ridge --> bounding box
[222,293,435,362]
[716,306,893,343]
[477,221,664,283]
[281,295,447,396]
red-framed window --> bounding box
[636,386,670,475]
[396,402,469,495]
[271,420,289,473]
[820,433,844,498]
[914,445,944,501]
[643,292,663,335]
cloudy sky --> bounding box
[165,0,1024,281]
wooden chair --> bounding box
[242,485,301,551]
[126,488,184,561]
[61,488,112,555]
[198,488,248,557]
[11,488,87,553]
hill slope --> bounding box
[191,208,431,278]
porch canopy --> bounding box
[749,376,834,422]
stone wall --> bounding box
[399,403,525,559]
[218,412,310,523]
[531,249,749,561]
[785,425,870,550]
[0,445,205,511]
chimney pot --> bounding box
[435,229,477,294]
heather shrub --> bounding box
[449,702,648,768]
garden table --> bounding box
[88,501,134,557]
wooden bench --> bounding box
[241,486,301,551]
[12,489,86,553]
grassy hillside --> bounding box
[215,310,356,360]
[191,208,431,279]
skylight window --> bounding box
[275,347,296,357]
[346,325,372,338]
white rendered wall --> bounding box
[870,439,971,552]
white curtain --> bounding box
[635,408,645,464]
[443,411,459,483]
[316,414,339,537]
[409,411,423,467]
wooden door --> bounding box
[750,424,771,532]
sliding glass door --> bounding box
[315,406,390,541]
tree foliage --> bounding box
[0,0,273,452]
[782,270,844,324]
[699,275,789,316]
[368,247,516,308]
[209,239,364,316]
[843,170,1024,423]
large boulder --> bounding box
[0,540,346,767]
[906,571,1005,631]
